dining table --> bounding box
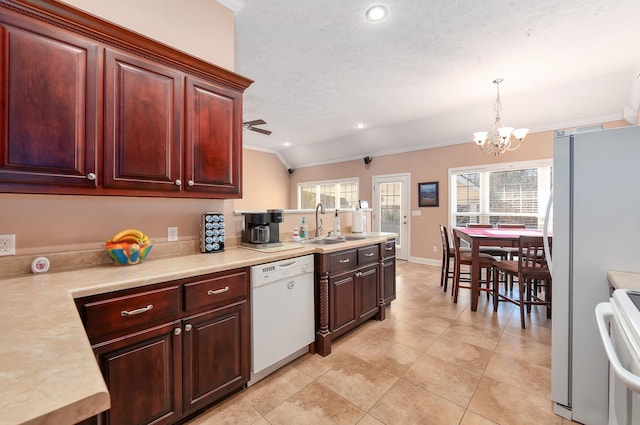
[454,226,548,311]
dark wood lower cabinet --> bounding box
[317,242,394,356]
[358,264,379,320]
[76,268,250,425]
[182,302,249,415]
[92,321,182,425]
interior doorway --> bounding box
[372,173,409,260]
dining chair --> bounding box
[439,224,469,293]
[496,223,526,289]
[451,228,496,303]
[497,223,526,229]
[492,235,552,329]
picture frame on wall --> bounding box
[418,181,439,207]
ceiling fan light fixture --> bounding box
[365,5,387,21]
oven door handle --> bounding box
[595,302,640,393]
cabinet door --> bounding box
[329,271,356,333]
[92,321,182,425]
[184,77,242,196]
[383,258,396,304]
[104,49,182,191]
[182,301,249,414]
[0,14,99,188]
[357,264,379,320]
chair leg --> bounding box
[493,267,499,312]
[452,263,460,303]
[442,255,450,293]
[519,278,526,329]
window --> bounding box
[298,178,359,210]
[450,160,552,229]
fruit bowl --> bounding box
[105,242,153,266]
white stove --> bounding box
[596,289,640,425]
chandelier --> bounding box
[473,78,529,155]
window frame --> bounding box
[297,177,360,210]
[448,159,552,229]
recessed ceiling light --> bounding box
[354,123,366,129]
[283,141,291,147]
[366,5,387,21]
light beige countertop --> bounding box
[608,270,640,291]
[0,233,394,425]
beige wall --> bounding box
[234,149,290,211]
[60,0,236,70]
[286,121,630,263]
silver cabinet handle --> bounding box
[386,247,393,251]
[339,258,350,264]
[208,286,229,295]
[185,324,192,332]
[187,180,194,186]
[174,328,181,336]
[365,253,374,257]
[86,172,97,181]
[121,304,153,316]
[174,179,182,186]
[287,281,295,289]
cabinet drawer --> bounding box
[358,245,379,265]
[184,270,248,313]
[383,240,396,258]
[83,285,180,340]
[329,249,357,274]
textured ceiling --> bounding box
[234,0,640,169]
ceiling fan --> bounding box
[243,119,272,135]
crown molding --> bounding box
[217,0,246,13]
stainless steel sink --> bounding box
[343,235,368,240]
[302,238,345,245]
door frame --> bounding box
[372,173,410,261]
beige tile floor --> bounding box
[185,261,579,425]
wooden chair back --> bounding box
[518,236,552,279]
[497,223,526,229]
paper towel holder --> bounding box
[358,200,369,209]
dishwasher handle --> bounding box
[595,302,640,393]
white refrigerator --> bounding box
[552,125,640,424]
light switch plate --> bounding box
[168,227,178,242]
[411,210,422,216]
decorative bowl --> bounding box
[105,242,153,265]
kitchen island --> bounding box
[0,234,394,425]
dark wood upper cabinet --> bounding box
[0,0,252,198]
[184,77,242,196]
[104,50,183,191]
[0,11,99,188]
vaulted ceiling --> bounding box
[234,1,640,169]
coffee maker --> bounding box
[240,209,284,249]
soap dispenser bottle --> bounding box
[333,210,341,237]
[299,217,307,239]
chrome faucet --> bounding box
[315,203,325,237]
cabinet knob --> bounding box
[174,328,181,336]
[187,180,194,186]
[185,324,192,332]
[86,172,97,181]
[355,271,363,277]
[174,179,182,186]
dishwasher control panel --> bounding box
[251,254,314,288]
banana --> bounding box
[108,228,149,245]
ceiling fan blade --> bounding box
[243,119,266,126]
[250,127,272,135]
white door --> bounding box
[372,173,409,260]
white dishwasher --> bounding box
[249,254,315,386]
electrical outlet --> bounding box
[0,234,16,256]
[433,245,438,253]
[168,227,178,242]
